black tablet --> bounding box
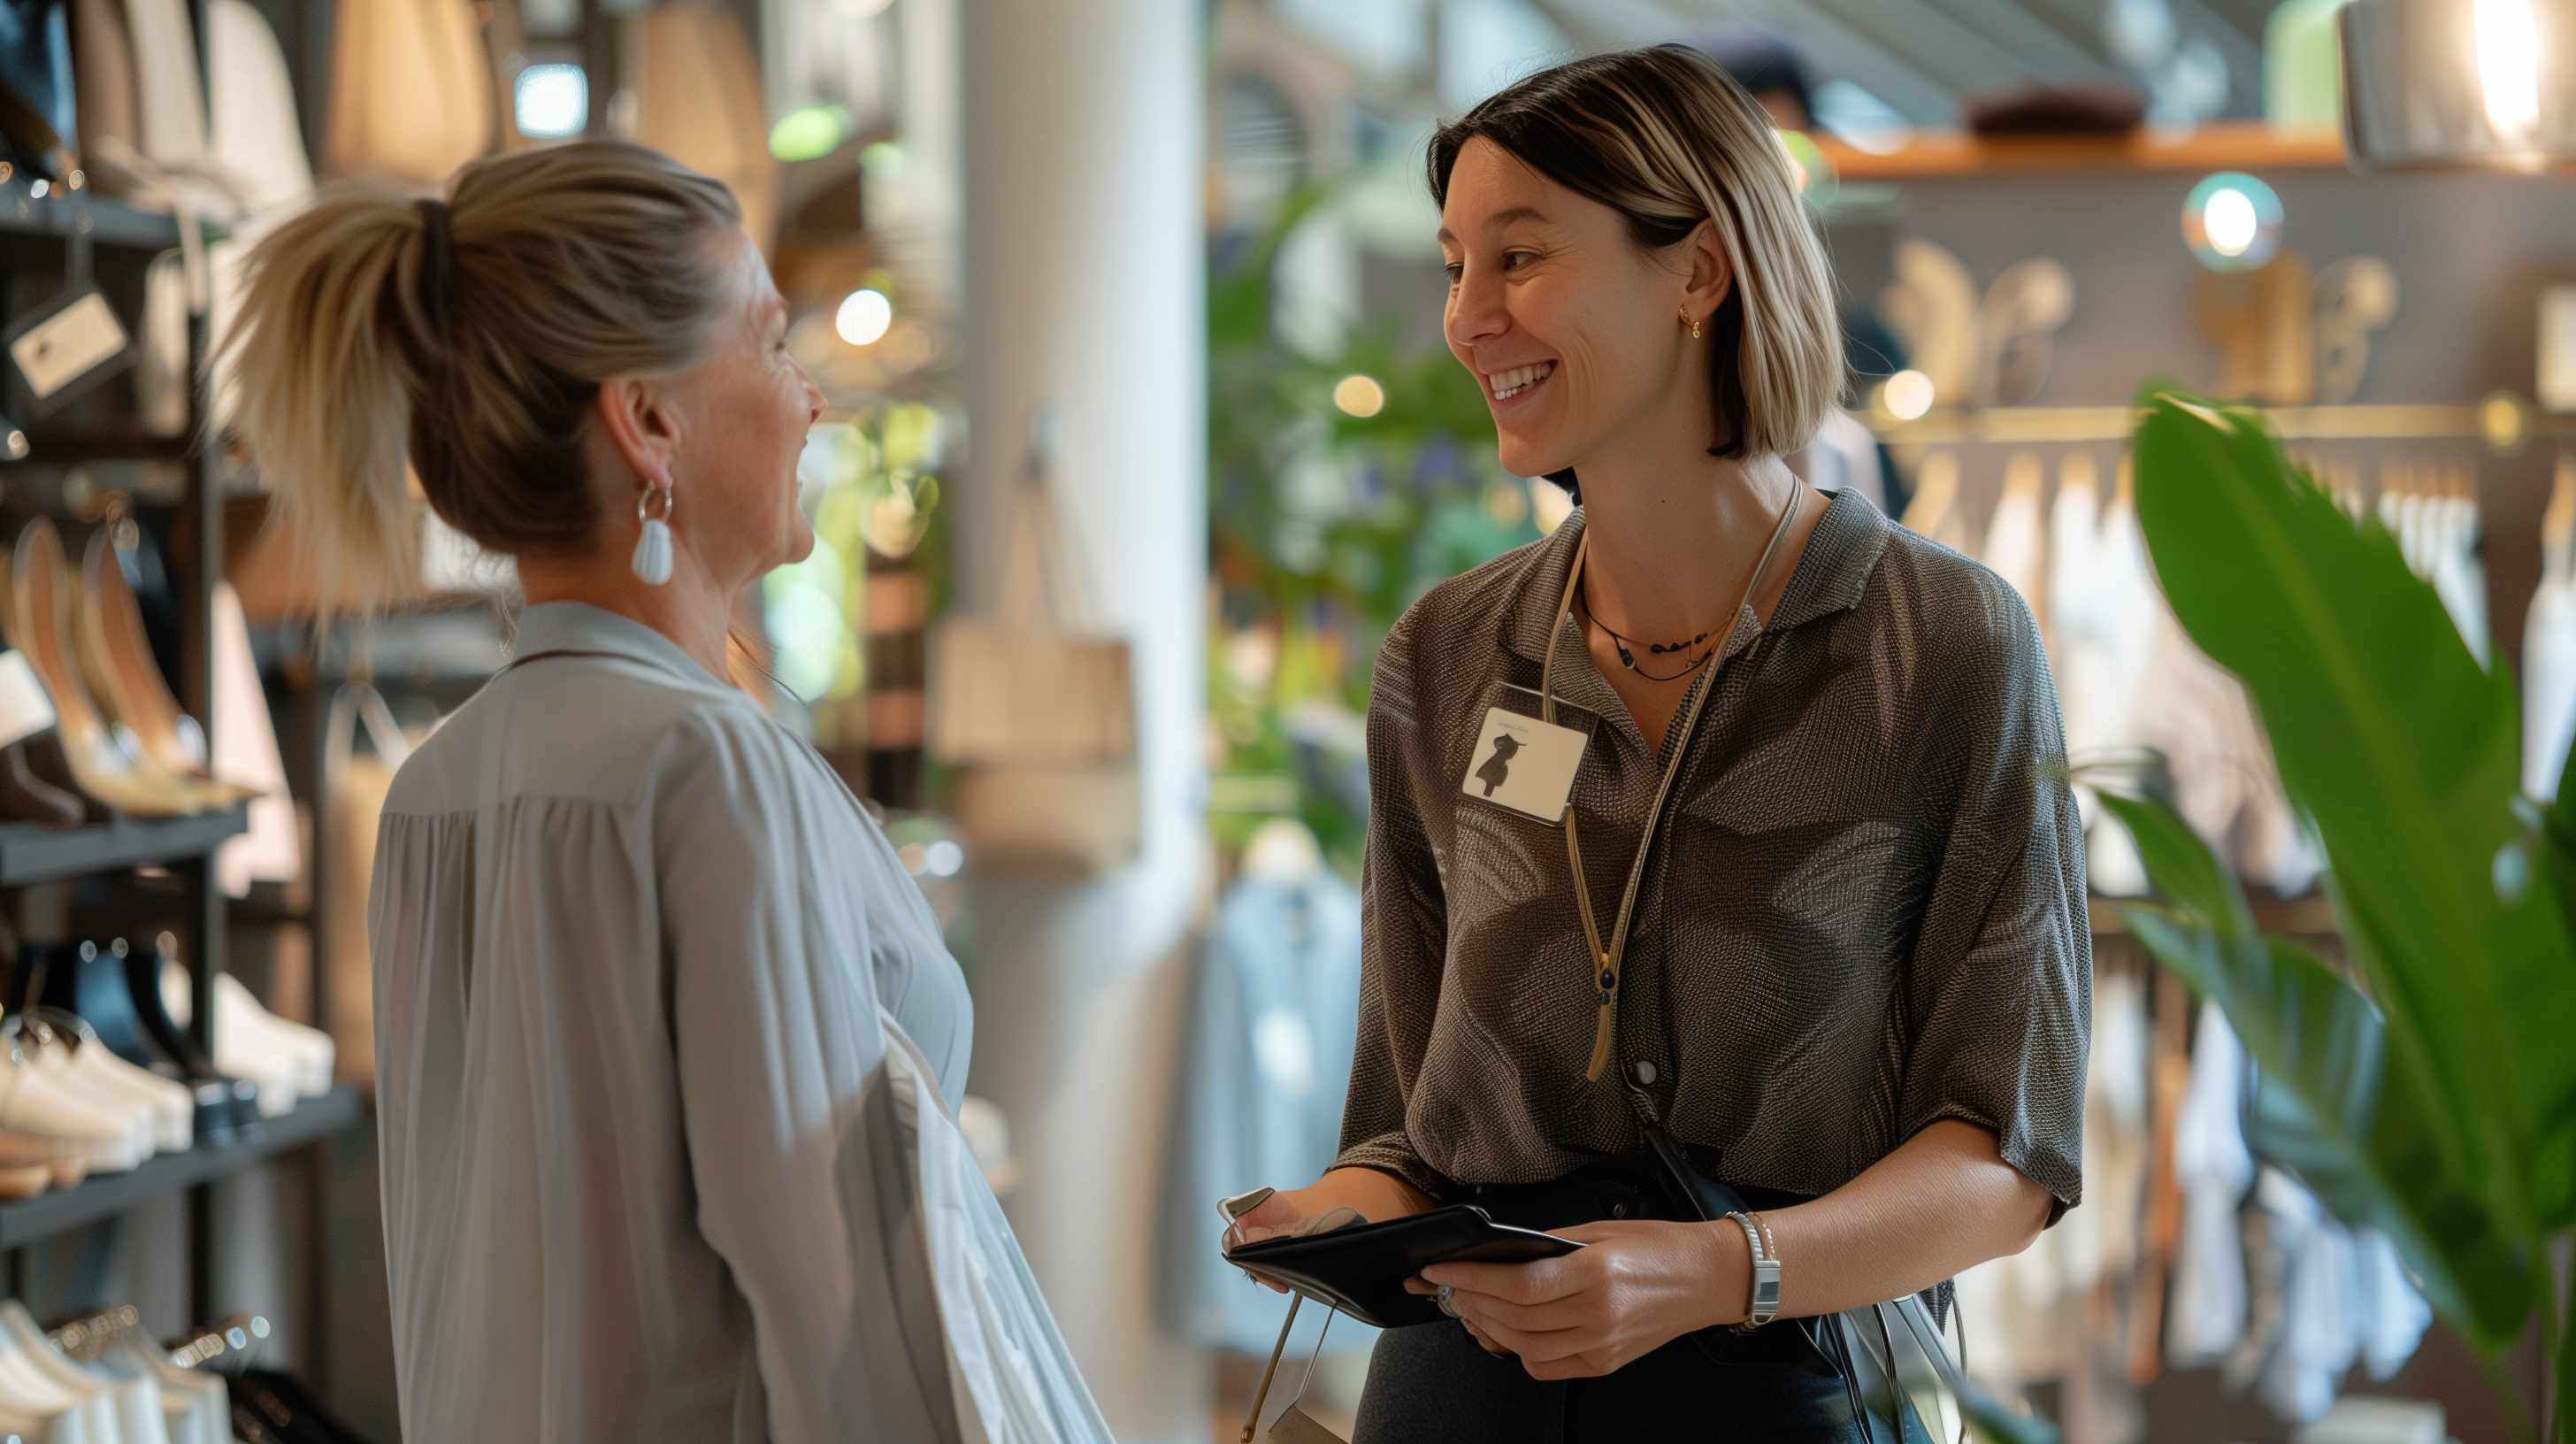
[1224,1205,1584,1329]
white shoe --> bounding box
[50,1025,192,1153]
[216,974,333,1098]
[165,966,336,1106]
[0,1056,148,1174]
[25,1033,159,1164]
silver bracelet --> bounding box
[1726,1211,1781,1333]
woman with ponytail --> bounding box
[222,142,1098,1442]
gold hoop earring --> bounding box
[1682,309,1702,341]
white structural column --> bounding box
[956,0,1210,1439]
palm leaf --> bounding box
[2099,792,2536,1347]
[2129,387,2576,1240]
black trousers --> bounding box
[1349,1158,1938,1444]
[1352,1315,1936,1443]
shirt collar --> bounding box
[513,601,722,686]
[1502,487,1892,666]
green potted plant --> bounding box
[2104,384,2576,1441]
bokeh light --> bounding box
[1882,369,1936,422]
[1332,374,1386,418]
[2182,173,2282,272]
[836,289,893,347]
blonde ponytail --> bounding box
[219,141,741,609]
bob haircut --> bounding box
[1427,44,1844,494]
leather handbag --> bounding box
[931,416,1141,876]
[632,1,778,252]
[325,0,490,185]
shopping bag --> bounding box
[931,419,1139,875]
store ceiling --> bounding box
[1580,0,2273,125]
[1407,0,2276,128]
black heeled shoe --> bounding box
[116,939,262,1144]
[23,938,255,1145]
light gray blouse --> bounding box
[370,601,974,1443]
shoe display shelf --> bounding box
[0,0,358,1363]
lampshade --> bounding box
[2341,0,2576,171]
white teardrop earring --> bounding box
[632,482,675,586]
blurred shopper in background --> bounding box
[1225,47,2090,1442]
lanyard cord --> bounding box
[1538,490,1802,1081]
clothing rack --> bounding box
[0,0,360,1376]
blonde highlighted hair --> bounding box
[1429,44,1843,482]
[218,141,740,605]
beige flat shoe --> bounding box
[0,1162,49,1202]
[0,522,211,818]
[77,532,259,805]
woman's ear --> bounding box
[1682,218,1735,326]
[594,376,683,490]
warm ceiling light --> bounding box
[835,289,893,347]
[1882,369,1936,421]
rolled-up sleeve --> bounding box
[653,715,956,1442]
[1899,584,2091,1222]
[1332,610,1457,1202]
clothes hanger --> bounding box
[1899,450,1958,542]
[0,1302,159,1443]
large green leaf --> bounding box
[2129,387,2576,1238]
[2100,793,2537,1348]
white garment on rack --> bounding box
[2350,1229,2434,1380]
[2087,972,2151,1284]
[1982,465,2049,633]
[2526,565,2576,800]
[2051,474,2164,896]
[104,1339,222,1444]
[0,1306,164,1444]
[1949,971,2154,1394]
[2167,1002,2256,1371]
[2238,1170,2358,1423]
[1789,411,1888,513]
[2426,497,2489,666]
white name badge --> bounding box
[1460,705,1589,822]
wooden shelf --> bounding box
[0,1088,363,1248]
[0,807,247,887]
[1818,121,2353,180]
[1870,403,2576,446]
[2090,891,2343,940]
[18,433,193,467]
[0,192,189,253]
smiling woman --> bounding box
[1428,44,1844,499]
[1225,45,2089,1444]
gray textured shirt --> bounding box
[371,602,973,1442]
[1334,490,2090,1222]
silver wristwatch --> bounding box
[1726,1211,1781,1332]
